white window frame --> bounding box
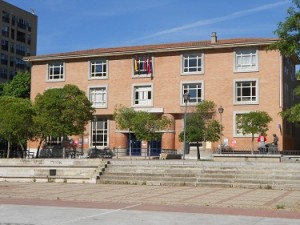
[180,81,204,106]
[181,52,204,75]
[233,78,259,105]
[47,62,65,82]
[89,59,108,79]
[89,85,108,108]
[132,84,153,107]
[234,48,258,72]
[233,111,256,137]
[91,117,109,148]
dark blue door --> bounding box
[127,133,141,156]
[149,140,162,156]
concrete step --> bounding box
[97,160,300,190]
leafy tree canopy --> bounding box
[268,0,300,57]
[179,100,222,159]
[0,96,34,157]
[133,111,171,142]
[2,71,31,99]
[237,111,272,149]
[33,84,94,140]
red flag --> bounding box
[147,57,152,74]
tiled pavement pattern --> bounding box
[1,182,300,213]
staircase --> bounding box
[98,160,300,190]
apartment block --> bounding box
[26,33,300,157]
[0,0,37,81]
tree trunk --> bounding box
[196,141,200,160]
[18,138,25,158]
[6,135,11,158]
[35,138,44,158]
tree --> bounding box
[268,0,300,57]
[132,111,171,158]
[179,101,221,160]
[0,96,34,158]
[114,106,172,158]
[2,71,31,99]
[268,0,300,124]
[237,111,272,152]
[33,84,94,157]
[113,105,137,158]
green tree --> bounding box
[237,111,272,152]
[133,111,171,158]
[0,96,34,158]
[268,0,300,124]
[268,0,300,57]
[2,71,31,98]
[33,84,94,157]
[179,101,221,160]
[114,106,139,158]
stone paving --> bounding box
[0,182,300,215]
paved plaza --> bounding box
[0,182,300,224]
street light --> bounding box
[93,115,97,150]
[218,106,224,150]
[183,92,190,160]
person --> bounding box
[257,133,267,152]
[272,134,278,146]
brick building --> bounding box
[0,0,37,82]
[25,33,300,157]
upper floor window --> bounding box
[234,79,258,104]
[234,49,258,72]
[133,55,153,77]
[48,62,64,81]
[89,59,108,79]
[182,52,204,74]
[89,86,107,108]
[181,81,204,105]
[133,84,153,107]
[2,11,10,23]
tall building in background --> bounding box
[0,0,37,82]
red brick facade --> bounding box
[26,35,300,156]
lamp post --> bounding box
[218,106,224,150]
[93,116,97,150]
[183,92,190,160]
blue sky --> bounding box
[4,0,293,55]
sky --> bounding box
[3,0,294,55]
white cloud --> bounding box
[129,0,289,43]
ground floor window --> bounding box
[91,117,108,147]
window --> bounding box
[1,40,8,51]
[234,79,258,104]
[181,82,204,105]
[233,112,252,137]
[91,117,108,147]
[46,136,63,146]
[235,49,258,72]
[133,56,153,76]
[182,53,203,74]
[48,62,64,81]
[133,84,152,106]
[89,59,108,79]
[89,86,107,108]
